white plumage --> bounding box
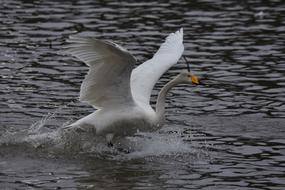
[65,28,199,145]
[131,29,184,108]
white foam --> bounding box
[0,106,210,161]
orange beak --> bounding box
[191,75,200,85]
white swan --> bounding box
[65,28,200,145]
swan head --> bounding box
[181,56,200,85]
[176,71,200,85]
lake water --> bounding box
[0,0,285,189]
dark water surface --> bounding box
[1,0,285,189]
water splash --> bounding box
[0,106,211,160]
[120,132,194,159]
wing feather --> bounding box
[66,37,136,108]
[130,28,184,106]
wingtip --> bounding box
[174,27,183,37]
[179,28,183,36]
[66,35,78,42]
[177,27,184,41]
[66,35,94,44]
[66,35,80,43]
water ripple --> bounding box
[0,0,285,189]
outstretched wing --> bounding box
[130,28,184,107]
[66,37,136,109]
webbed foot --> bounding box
[106,133,114,147]
[107,142,113,147]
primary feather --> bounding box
[66,37,136,108]
[131,28,184,107]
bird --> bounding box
[64,28,200,146]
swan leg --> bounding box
[106,133,114,147]
[116,147,130,154]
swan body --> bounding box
[65,28,199,144]
[70,102,157,137]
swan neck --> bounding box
[155,78,180,124]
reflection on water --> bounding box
[0,0,285,189]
